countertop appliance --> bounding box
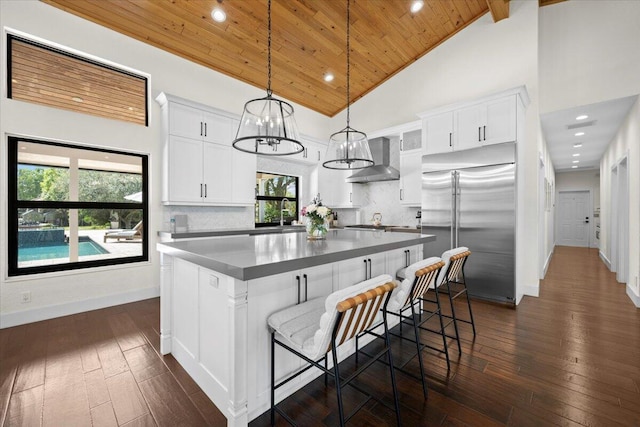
[422,143,516,303]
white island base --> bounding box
[157,230,434,426]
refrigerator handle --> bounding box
[455,171,460,247]
[451,171,456,249]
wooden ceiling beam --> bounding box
[486,0,510,23]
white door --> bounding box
[557,191,590,247]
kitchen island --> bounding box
[157,229,435,427]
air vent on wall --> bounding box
[567,120,597,130]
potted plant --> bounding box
[109,211,119,229]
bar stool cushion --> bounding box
[388,257,442,313]
[268,274,393,360]
[437,247,469,285]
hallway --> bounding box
[1,247,639,426]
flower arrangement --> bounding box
[301,195,332,239]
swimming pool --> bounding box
[18,240,109,262]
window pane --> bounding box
[78,170,142,203]
[18,165,69,201]
[255,200,298,224]
[17,208,143,269]
[256,173,297,198]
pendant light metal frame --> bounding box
[232,0,304,156]
[323,0,374,170]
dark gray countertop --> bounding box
[157,229,435,281]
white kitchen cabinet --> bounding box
[399,150,422,206]
[420,87,527,156]
[157,93,256,206]
[386,245,423,278]
[246,262,333,410]
[318,168,360,208]
[400,129,422,152]
[456,95,516,150]
[423,111,454,155]
[336,251,387,289]
[288,139,324,165]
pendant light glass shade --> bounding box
[324,125,374,169]
[323,0,374,170]
[232,0,304,156]
[233,93,303,155]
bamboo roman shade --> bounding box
[8,35,147,126]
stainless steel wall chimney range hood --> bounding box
[345,137,400,183]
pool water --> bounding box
[18,241,109,262]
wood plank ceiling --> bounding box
[42,0,510,117]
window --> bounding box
[255,172,299,227]
[8,136,148,276]
[7,34,148,126]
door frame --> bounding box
[611,156,629,283]
[556,189,592,248]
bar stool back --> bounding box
[268,274,401,426]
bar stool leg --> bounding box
[410,303,428,399]
[383,311,403,427]
[445,280,462,355]
[270,332,276,426]
[462,273,477,336]
[331,348,346,427]
[433,287,451,370]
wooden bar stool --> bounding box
[438,247,475,354]
[356,257,448,399]
[268,274,402,426]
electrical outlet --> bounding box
[21,291,31,303]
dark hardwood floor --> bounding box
[1,246,639,426]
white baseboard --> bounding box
[0,286,160,329]
[542,247,554,278]
[626,285,640,308]
[599,251,611,269]
[523,284,540,298]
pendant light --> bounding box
[232,0,304,156]
[323,0,374,170]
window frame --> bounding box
[7,136,149,277]
[7,32,149,127]
[255,172,299,227]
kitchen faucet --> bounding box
[280,198,289,226]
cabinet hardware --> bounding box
[317,151,320,161]
[204,184,207,198]
[364,259,368,280]
[400,189,403,200]
[296,275,301,304]
[478,127,481,142]
[400,139,404,151]
[483,125,486,141]
[200,122,203,136]
[367,259,372,279]
[449,132,452,147]
[200,183,203,198]
[204,122,207,137]
[349,192,352,203]
[303,274,308,302]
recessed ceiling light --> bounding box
[573,143,583,148]
[576,115,589,120]
[72,96,84,103]
[324,73,334,82]
[410,0,424,13]
[572,166,578,169]
[573,153,580,157]
[211,7,226,22]
[573,160,580,164]
[575,132,585,136]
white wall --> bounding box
[538,130,556,277]
[600,98,640,305]
[338,0,541,302]
[539,0,640,307]
[555,170,600,248]
[0,0,329,325]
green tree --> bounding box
[263,175,296,197]
[40,167,69,201]
[17,167,45,200]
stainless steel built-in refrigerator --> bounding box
[421,143,515,303]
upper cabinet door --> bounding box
[169,102,205,140]
[456,104,484,151]
[203,111,234,145]
[400,129,422,152]
[399,151,422,206]
[168,136,204,203]
[423,111,454,155]
[202,142,232,203]
[483,96,517,146]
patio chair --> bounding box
[104,221,143,242]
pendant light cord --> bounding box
[346,0,351,127]
[267,0,272,96]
